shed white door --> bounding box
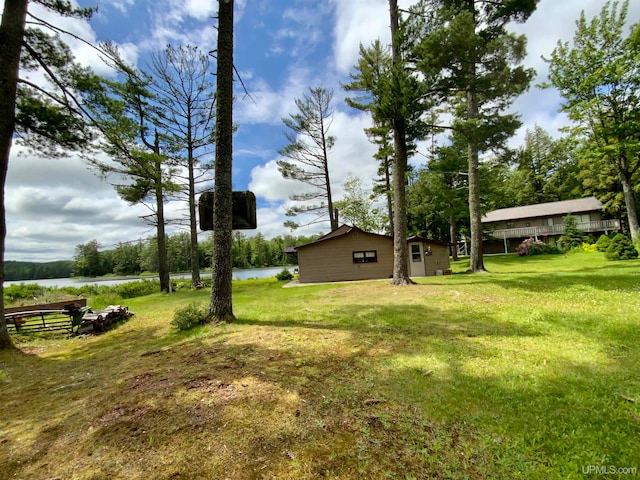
[409,243,426,277]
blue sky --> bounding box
[5,0,640,262]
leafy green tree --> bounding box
[408,134,469,259]
[72,240,115,277]
[0,0,96,349]
[344,1,429,285]
[112,241,142,275]
[209,0,235,323]
[277,87,338,231]
[334,176,386,233]
[545,0,640,242]
[496,127,582,207]
[139,237,160,273]
[411,0,539,272]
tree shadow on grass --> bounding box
[1,323,500,479]
[378,349,640,479]
[235,302,546,342]
[424,269,640,293]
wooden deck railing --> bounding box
[488,219,620,240]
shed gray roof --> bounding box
[482,197,603,223]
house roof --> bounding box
[407,235,450,247]
[295,225,449,250]
[482,197,603,224]
[294,225,388,250]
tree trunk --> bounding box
[0,0,29,349]
[209,0,235,323]
[321,121,338,231]
[449,212,459,262]
[187,116,201,287]
[384,156,394,236]
[465,0,485,273]
[153,147,171,292]
[467,94,485,272]
[620,169,639,243]
[388,0,413,286]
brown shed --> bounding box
[406,235,451,277]
[295,225,450,283]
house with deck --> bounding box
[295,225,450,283]
[482,197,620,254]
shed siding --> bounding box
[424,244,450,276]
[298,231,394,283]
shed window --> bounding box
[411,244,422,262]
[353,250,377,263]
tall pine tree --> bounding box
[411,0,538,272]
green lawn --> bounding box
[1,251,639,479]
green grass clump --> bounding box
[1,252,639,479]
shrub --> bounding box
[115,279,159,299]
[517,238,560,256]
[605,234,639,260]
[275,268,294,281]
[595,234,612,252]
[561,214,585,250]
[171,302,209,331]
[581,242,598,253]
[4,283,47,303]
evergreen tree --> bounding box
[80,52,177,293]
[0,0,96,349]
[277,87,338,231]
[408,134,469,259]
[411,0,539,272]
[149,44,216,287]
[344,2,430,285]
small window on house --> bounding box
[411,244,422,262]
[353,250,377,263]
[506,222,515,228]
[525,221,531,227]
[547,218,554,227]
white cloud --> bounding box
[235,66,312,125]
[331,0,415,74]
[181,0,217,21]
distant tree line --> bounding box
[4,261,73,281]
[71,232,317,278]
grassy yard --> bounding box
[0,252,639,479]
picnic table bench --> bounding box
[5,308,86,334]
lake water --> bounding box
[4,266,298,289]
